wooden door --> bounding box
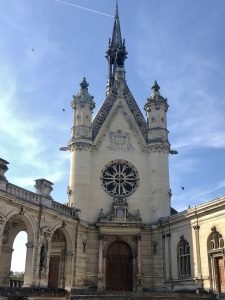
[215,257,225,293]
[48,256,60,288]
[106,241,132,291]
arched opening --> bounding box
[10,231,27,287]
[0,214,34,287]
[48,228,67,289]
[207,227,225,293]
[106,240,132,291]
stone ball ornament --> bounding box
[101,159,139,198]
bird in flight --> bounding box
[181,186,185,190]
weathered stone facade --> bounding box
[0,4,224,299]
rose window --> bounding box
[101,160,139,197]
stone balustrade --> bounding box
[2,182,79,220]
[6,183,41,205]
[52,200,80,219]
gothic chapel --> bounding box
[0,4,225,298]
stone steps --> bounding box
[70,291,215,300]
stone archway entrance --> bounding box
[106,240,132,291]
[215,257,225,293]
[48,228,66,289]
[208,227,225,293]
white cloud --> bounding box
[0,67,70,195]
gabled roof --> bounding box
[92,80,148,141]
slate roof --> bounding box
[92,80,148,142]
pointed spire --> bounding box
[111,1,122,48]
[105,3,128,94]
[115,1,119,19]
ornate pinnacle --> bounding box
[80,77,89,90]
[151,80,160,92]
[72,77,95,110]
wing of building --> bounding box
[0,4,224,298]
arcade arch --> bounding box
[47,227,73,289]
[0,213,35,287]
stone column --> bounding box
[64,251,74,291]
[136,235,142,291]
[193,225,203,281]
[167,233,172,280]
[0,246,13,286]
[162,234,166,282]
[97,235,104,290]
[23,241,34,287]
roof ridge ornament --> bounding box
[80,77,89,90]
[148,80,167,102]
[152,80,160,92]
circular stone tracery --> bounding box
[101,160,139,198]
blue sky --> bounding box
[1,0,225,219]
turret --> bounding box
[144,81,171,219]
[68,78,95,209]
[69,77,95,146]
[144,80,169,149]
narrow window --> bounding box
[177,236,191,277]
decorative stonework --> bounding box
[39,231,50,273]
[98,198,142,223]
[146,143,170,153]
[122,83,148,140]
[92,80,148,141]
[73,125,91,140]
[100,159,139,198]
[35,179,53,199]
[108,130,134,151]
[0,158,9,182]
[152,241,158,255]
[69,142,92,151]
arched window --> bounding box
[177,236,191,277]
[208,226,224,251]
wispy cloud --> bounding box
[0,67,69,197]
[51,0,113,18]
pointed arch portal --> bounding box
[106,240,132,291]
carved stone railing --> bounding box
[6,183,41,205]
[3,183,79,220]
[52,200,80,219]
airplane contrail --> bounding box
[52,0,114,18]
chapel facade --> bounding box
[0,5,225,297]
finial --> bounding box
[151,80,160,92]
[80,77,89,90]
[115,1,119,19]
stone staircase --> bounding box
[70,290,215,300]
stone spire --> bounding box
[106,3,127,94]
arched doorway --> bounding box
[48,228,66,289]
[106,240,132,291]
[207,227,225,293]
